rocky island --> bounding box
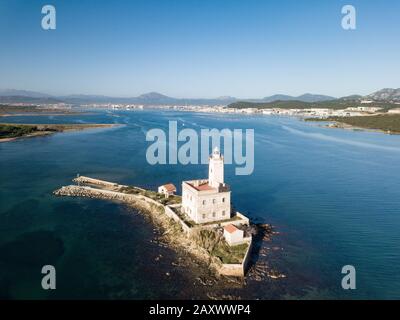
[54,149,274,278]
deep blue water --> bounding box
[1,110,399,299]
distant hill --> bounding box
[1,88,399,106]
[338,95,363,101]
[0,89,51,98]
[58,94,123,104]
[261,94,295,102]
[367,88,400,102]
[58,92,237,105]
[230,100,313,110]
[297,93,336,102]
[228,99,398,111]
[0,95,62,104]
[259,93,336,103]
[136,92,174,102]
[0,89,337,105]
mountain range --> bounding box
[0,88,399,105]
[255,93,336,103]
[366,88,400,102]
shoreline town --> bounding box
[2,95,400,143]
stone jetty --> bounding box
[55,185,137,202]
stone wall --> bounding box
[164,204,192,234]
[54,185,163,209]
[73,176,121,188]
[219,239,253,277]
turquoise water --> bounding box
[1,110,400,299]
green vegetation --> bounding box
[213,243,249,264]
[228,100,399,111]
[192,229,249,264]
[0,124,39,138]
[308,114,400,133]
[0,104,80,116]
[0,105,41,115]
[229,100,314,109]
[120,186,182,206]
[0,123,116,140]
[170,206,196,227]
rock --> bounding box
[267,270,286,279]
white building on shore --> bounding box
[158,183,177,198]
[223,224,245,246]
[182,147,231,224]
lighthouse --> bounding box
[208,147,224,188]
[181,147,231,224]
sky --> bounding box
[0,0,399,98]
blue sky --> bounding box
[0,0,399,98]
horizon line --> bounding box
[3,87,399,100]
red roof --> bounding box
[188,181,214,191]
[224,224,239,234]
[162,183,176,192]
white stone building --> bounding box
[223,224,244,246]
[182,148,231,224]
[388,108,400,114]
[158,183,176,198]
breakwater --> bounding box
[54,185,160,207]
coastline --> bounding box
[305,114,400,135]
[324,121,400,135]
[0,112,88,117]
[0,123,120,143]
[0,105,85,118]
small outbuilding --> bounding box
[223,224,244,246]
[158,183,177,198]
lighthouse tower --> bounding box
[182,146,231,224]
[208,147,224,188]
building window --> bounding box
[202,200,206,205]
[222,198,225,203]
[213,199,216,204]
[222,210,225,216]
[202,214,206,219]
[212,212,216,217]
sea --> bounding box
[1,109,399,299]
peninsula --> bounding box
[54,149,273,277]
[0,103,119,142]
[0,123,118,142]
[0,104,81,117]
[306,114,400,135]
